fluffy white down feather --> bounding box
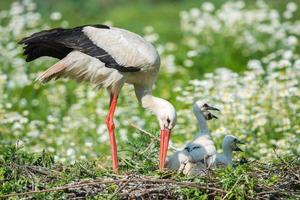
[215,135,242,166]
[166,101,217,175]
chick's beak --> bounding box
[159,128,171,171]
[234,145,243,152]
[204,111,218,120]
[201,104,220,120]
[206,105,220,111]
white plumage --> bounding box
[166,101,219,175]
[38,50,124,91]
[37,26,161,94]
[215,135,243,166]
[83,27,159,68]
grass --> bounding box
[0,135,299,199]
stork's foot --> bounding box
[201,103,220,120]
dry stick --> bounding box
[125,183,140,194]
[156,179,225,194]
[128,122,177,151]
[108,177,132,200]
[0,179,125,199]
[119,188,164,198]
[257,190,299,197]
[119,179,226,197]
[0,178,225,198]
[129,187,167,197]
[8,163,61,178]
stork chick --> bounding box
[166,101,219,175]
[216,135,244,166]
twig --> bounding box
[128,121,177,151]
[6,163,61,178]
[257,190,299,196]
[256,190,279,196]
[128,187,167,197]
[156,179,226,194]
[0,179,123,199]
[108,177,132,200]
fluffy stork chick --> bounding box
[166,101,219,175]
[215,135,244,167]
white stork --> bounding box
[166,101,219,174]
[215,135,244,166]
[19,24,177,173]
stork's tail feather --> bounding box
[36,60,66,82]
[19,28,72,62]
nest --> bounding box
[2,159,299,199]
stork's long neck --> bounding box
[135,85,157,109]
[193,105,210,135]
[134,85,167,126]
[222,145,233,164]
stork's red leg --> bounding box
[106,94,119,173]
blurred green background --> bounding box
[1,0,297,44]
[2,0,299,78]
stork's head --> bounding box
[154,98,176,170]
[194,101,220,120]
[156,99,177,130]
[222,135,244,152]
[137,92,176,171]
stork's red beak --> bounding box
[159,128,171,171]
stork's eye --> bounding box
[234,138,238,142]
[167,118,171,124]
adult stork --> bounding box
[19,24,177,173]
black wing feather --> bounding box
[19,24,140,72]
